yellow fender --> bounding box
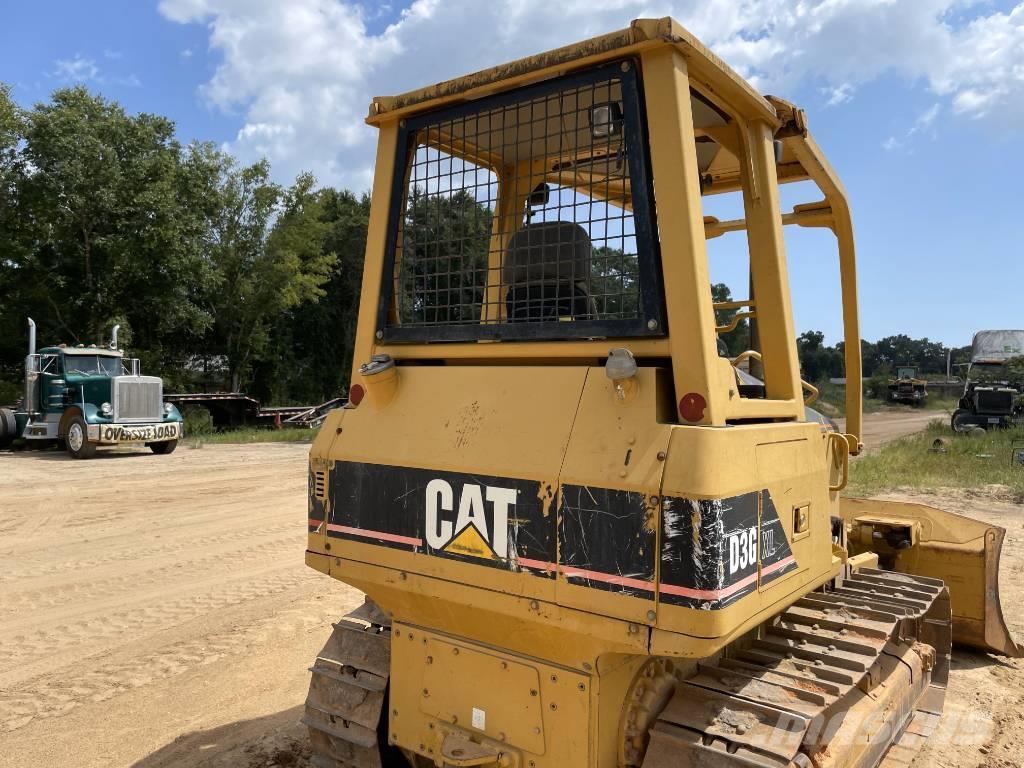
[840,497,1020,657]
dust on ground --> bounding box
[1,415,1021,768]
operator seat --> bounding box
[503,221,597,322]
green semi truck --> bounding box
[0,318,184,459]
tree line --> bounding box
[0,84,368,405]
[0,84,971,407]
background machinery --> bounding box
[0,318,183,458]
[887,366,928,406]
[951,330,1024,432]
[303,19,1019,768]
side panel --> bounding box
[556,368,673,624]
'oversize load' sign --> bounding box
[100,423,180,443]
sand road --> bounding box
[0,411,1019,768]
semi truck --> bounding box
[0,318,184,459]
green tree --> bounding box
[398,188,493,324]
[253,189,371,403]
[206,161,336,391]
[0,86,221,389]
[796,329,844,382]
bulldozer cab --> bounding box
[353,18,863,442]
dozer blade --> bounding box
[840,497,1021,657]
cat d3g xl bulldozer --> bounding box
[303,18,1019,768]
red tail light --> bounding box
[349,384,365,406]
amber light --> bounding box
[349,384,365,406]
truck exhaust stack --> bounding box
[110,324,120,351]
[27,317,35,356]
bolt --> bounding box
[646,610,657,621]
[529,599,539,610]
[533,727,541,735]
[550,674,558,682]
[628,623,640,634]
[390,733,397,742]
[422,688,429,697]
[502,662,509,670]
[736,724,748,735]
[646,318,658,330]
[395,630,401,637]
[578,683,586,692]
[335,427,342,435]
[399,572,407,580]
[498,732,506,742]
[392,708,398,716]
[649,495,659,505]
[324,542,331,551]
[428,723,434,730]
[549,703,558,711]
[453,648,459,656]
[530,689,538,697]
[657,451,666,461]
[427,656,433,665]
[376,330,384,340]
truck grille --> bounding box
[114,377,163,421]
[975,389,1014,415]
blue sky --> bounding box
[3,1,1023,348]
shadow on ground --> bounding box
[132,706,311,768]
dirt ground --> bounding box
[839,407,946,452]
[0,414,1020,768]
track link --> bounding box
[304,599,395,768]
[642,568,951,768]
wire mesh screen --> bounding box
[383,61,660,341]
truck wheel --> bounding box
[150,440,177,455]
[0,407,16,448]
[951,409,974,433]
[65,417,97,459]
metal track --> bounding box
[304,599,394,768]
[642,569,951,768]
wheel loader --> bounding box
[303,18,1020,768]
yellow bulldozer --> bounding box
[303,18,1019,768]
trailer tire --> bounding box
[150,439,177,455]
[0,407,15,447]
[65,416,96,459]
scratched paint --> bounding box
[558,485,656,598]
[660,490,795,609]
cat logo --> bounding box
[425,478,517,560]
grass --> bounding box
[849,420,1024,501]
[186,427,318,447]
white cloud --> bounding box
[882,102,942,151]
[157,0,1024,188]
[822,83,855,107]
[181,48,194,58]
[54,55,100,82]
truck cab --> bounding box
[0,319,184,458]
